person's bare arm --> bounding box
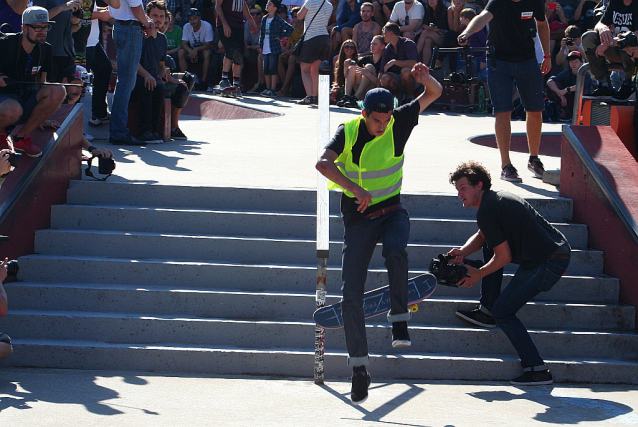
[316,148,372,212]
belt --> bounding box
[364,203,404,220]
[549,252,571,260]
[117,20,143,27]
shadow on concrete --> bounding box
[0,369,157,416]
[319,382,429,426]
[469,133,563,157]
[469,387,633,424]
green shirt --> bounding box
[165,25,183,51]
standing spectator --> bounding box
[0,0,30,33]
[296,0,332,104]
[388,0,423,40]
[338,33,386,106]
[352,2,381,55]
[330,0,362,53]
[379,22,418,101]
[179,8,213,90]
[86,4,116,128]
[216,0,258,94]
[108,0,154,146]
[259,0,293,96]
[33,0,82,82]
[0,6,66,157]
[458,0,551,182]
[277,5,303,96]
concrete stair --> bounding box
[4,181,637,383]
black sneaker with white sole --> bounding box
[613,80,636,102]
[391,321,411,348]
[351,370,372,405]
[455,305,496,328]
[510,369,553,386]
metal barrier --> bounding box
[571,62,625,125]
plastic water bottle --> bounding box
[478,86,485,114]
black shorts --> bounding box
[0,89,40,124]
[299,35,330,64]
[218,26,245,59]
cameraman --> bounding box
[447,161,571,386]
[555,25,586,70]
[0,258,13,360]
[582,0,638,101]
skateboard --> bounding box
[212,85,242,98]
[313,273,437,329]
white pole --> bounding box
[314,73,330,384]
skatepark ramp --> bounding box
[2,183,637,383]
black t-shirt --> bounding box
[477,190,570,269]
[357,54,382,75]
[0,33,53,95]
[326,99,421,225]
[140,33,168,78]
[601,0,638,34]
[484,0,545,62]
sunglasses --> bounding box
[344,45,355,50]
[250,11,261,15]
[27,24,52,32]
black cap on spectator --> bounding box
[187,8,200,17]
[566,51,582,61]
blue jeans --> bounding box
[262,53,279,76]
[487,57,544,113]
[480,245,570,368]
[341,209,410,366]
[110,22,143,139]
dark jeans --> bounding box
[480,245,570,368]
[132,76,166,134]
[86,43,113,120]
[582,30,634,81]
[341,208,410,367]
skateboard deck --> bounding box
[212,86,241,98]
[313,273,437,329]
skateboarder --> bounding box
[315,62,441,405]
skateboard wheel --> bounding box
[409,304,418,312]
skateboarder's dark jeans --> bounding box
[479,245,570,368]
[341,209,410,366]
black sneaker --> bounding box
[152,131,163,142]
[510,369,553,386]
[528,157,545,179]
[588,85,615,98]
[171,127,188,140]
[351,370,371,405]
[109,134,147,146]
[137,131,163,144]
[344,95,359,108]
[613,81,636,101]
[391,321,411,348]
[455,305,496,328]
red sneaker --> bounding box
[13,135,41,157]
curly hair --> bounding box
[449,161,492,191]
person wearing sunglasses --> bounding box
[316,63,441,405]
[0,6,66,158]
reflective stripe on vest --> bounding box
[328,115,403,205]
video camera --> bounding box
[429,254,483,286]
[616,31,638,49]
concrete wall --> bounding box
[560,125,638,327]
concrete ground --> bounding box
[2,92,636,426]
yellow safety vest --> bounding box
[328,115,404,206]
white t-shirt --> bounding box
[263,16,274,55]
[389,1,424,28]
[109,0,142,21]
[182,20,215,49]
[302,0,332,41]
[87,2,99,47]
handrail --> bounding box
[572,62,625,125]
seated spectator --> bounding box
[388,0,423,40]
[0,258,13,360]
[0,6,66,157]
[546,0,568,54]
[333,38,359,92]
[330,0,362,54]
[352,2,381,55]
[379,22,418,100]
[338,33,386,106]
[555,25,586,69]
[165,11,184,66]
[277,5,304,96]
[246,5,266,94]
[60,64,115,158]
[373,0,398,27]
[179,8,214,91]
[582,0,637,101]
[416,0,449,68]
[546,51,592,120]
[259,0,293,97]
